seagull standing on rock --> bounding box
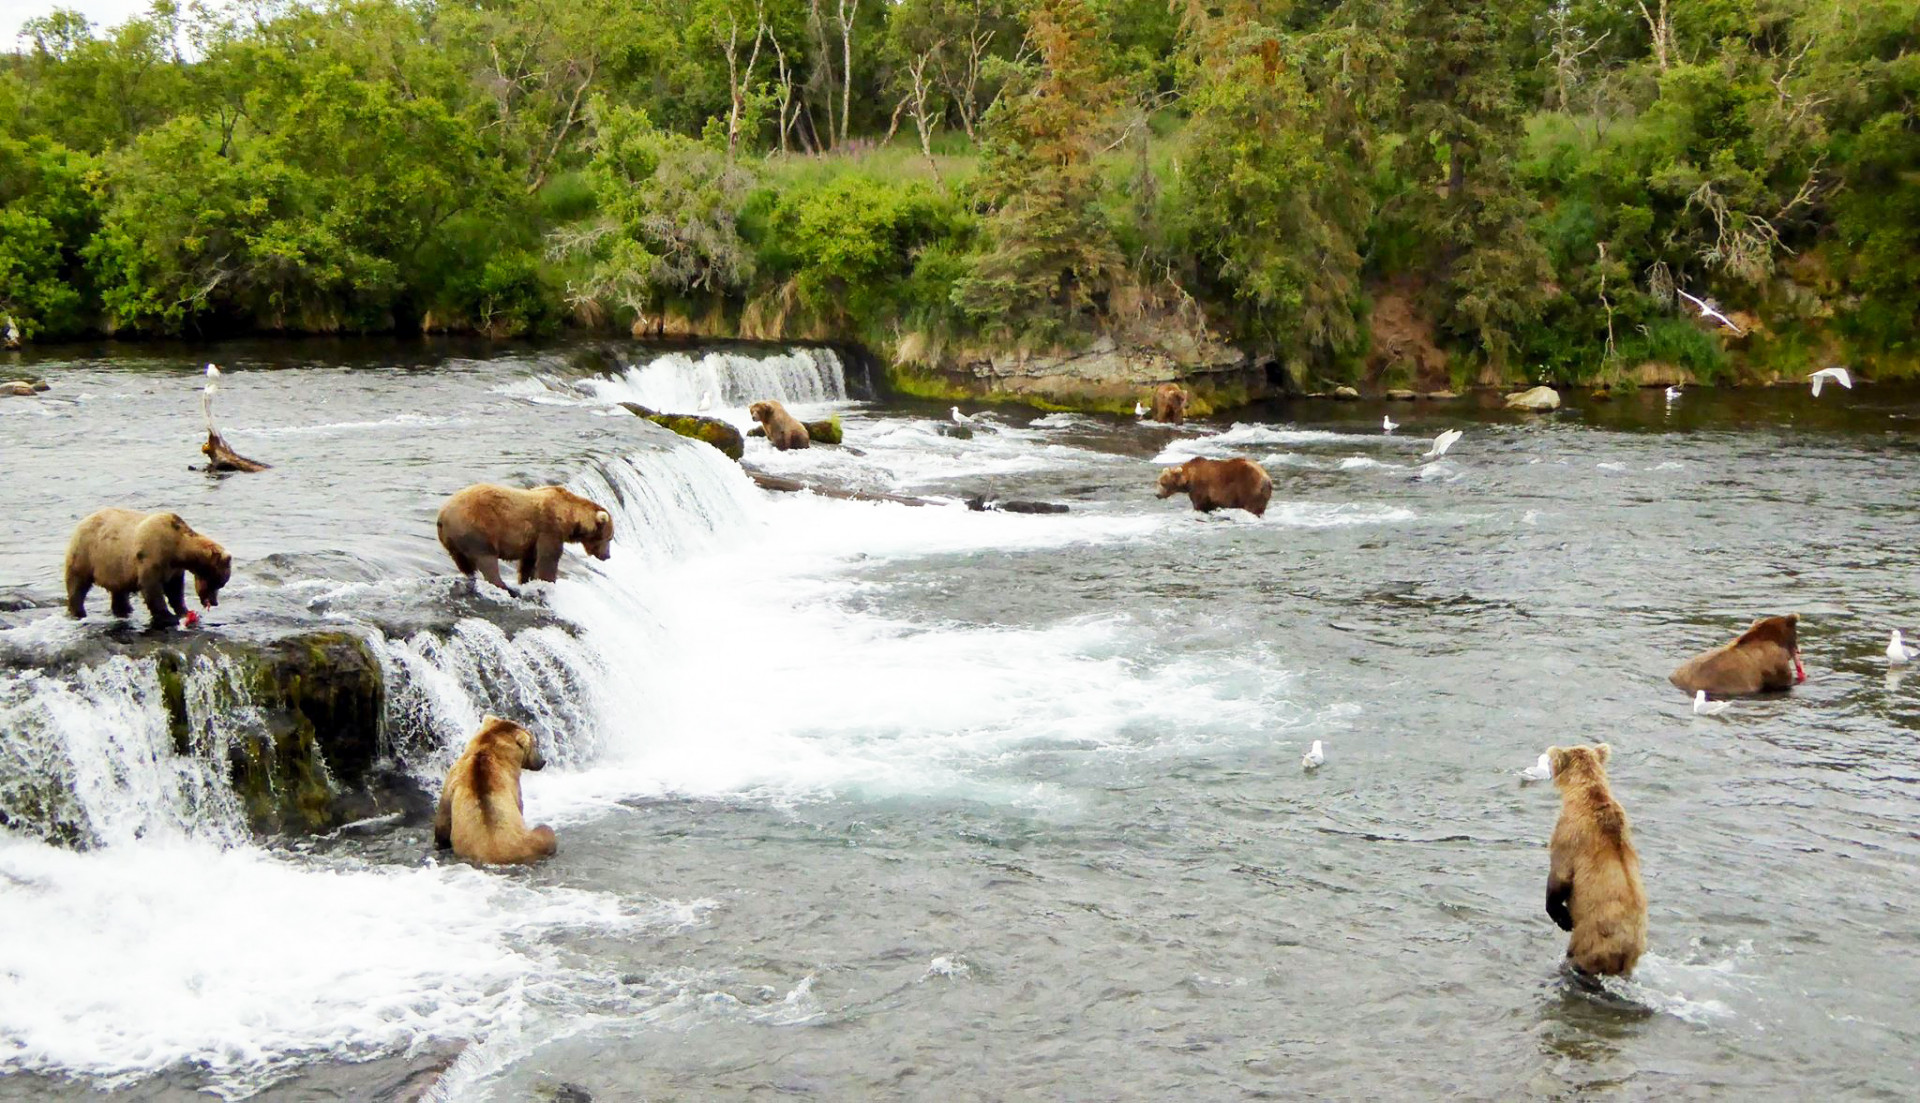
[951,406,977,426]
[1808,367,1851,397]
[1421,429,1463,461]
[1887,629,1914,665]
[1302,740,1325,771]
[1383,414,1398,434]
[1693,691,1731,717]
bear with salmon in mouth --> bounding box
[64,508,232,628]
[1669,614,1804,696]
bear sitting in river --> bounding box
[749,400,811,450]
[436,483,613,594]
[1668,614,1803,696]
[434,715,557,865]
[1545,743,1647,978]
[1155,457,1272,517]
[64,508,232,628]
[1149,383,1189,424]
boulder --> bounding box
[1385,389,1418,400]
[621,403,745,461]
[1419,390,1458,400]
[1332,386,1361,401]
[1504,385,1561,411]
[2,380,47,397]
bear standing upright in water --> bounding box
[64,508,232,628]
[1669,614,1803,696]
[436,483,613,594]
[1545,743,1647,978]
[1155,456,1272,517]
[749,400,811,450]
[1149,383,1189,424]
[434,715,557,865]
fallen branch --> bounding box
[202,430,271,472]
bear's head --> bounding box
[575,507,614,561]
[1547,743,1610,784]
[476,714,545,771]
[1165,388,1188,416]
[749,401,775,425]
[1735,613,1799,655]
[194,548,233,608]
[1156,463,1192,498]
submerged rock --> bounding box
[621,403,745,461]
[1504,385,1562,411]
[2,379,48,397]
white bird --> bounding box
[1134,400,1148,418]
[1693,690,1731,717]
[1302,740,1324,771]
[204,362,221,389]
[1887,629,1915,665]
[697,388,713,411]
[1808,367,1851,398]
[1420,428,1463,461]
[1676,289,1746,335]
[1520,753,1553,782]
[1383,414,1398,434]
[3,317,19,348]
[951,406,977,426]
[1665,385,1681,403]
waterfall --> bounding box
[580,346,849,411]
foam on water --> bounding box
[0,837,680,1097]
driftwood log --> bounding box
[743,467,1070,514]
[202,430,271,472]
[965,495,1070,514]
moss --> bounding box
[153,651,191,755]
[226,631,385,833]
[619,403,745,460]
[803,416,843,445]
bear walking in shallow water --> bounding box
[434,716,557,865]
[1148,383,1189,424]
[1545,744,1647,978]
[1155,456,1272,517]
[64,508,232,628]
[1669,614,1803,696]
[436,483,613,594]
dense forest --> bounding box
[1,0,1916,390]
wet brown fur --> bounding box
[64,508,232,627]
[433,715,557,865]
[1546,744,1647,978]
[1668,614,1800,696]
[1155,457,1273,517]
[436,483,613,594]
[749,400,811,450]
[1149,383,1189,424]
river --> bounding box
[1,339,1915,1100]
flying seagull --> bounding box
[1808,367,1851,397]
[1421,429,1463,461]
[1302,740,1324,771]
[1676,289,1746,335]
[1520,753,1553,782]
[1383,414,1398,434]
[1888,629,1915,666]
[1665,385,1681,403]
[1693,690,1731,717]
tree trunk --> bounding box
[202,430,270,473]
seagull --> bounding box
[1887,629,1915,665]
[1520,753,1553,782]
[1134,400,1148,418]
[1420,428,1463,461]
[1693,690,1731,717]
[1808,367,1851,397]
[1676,289,1746,335]
[201,365,221,432]
[1302,740,1324,771]
[1383,414,1398,434]
[697,388,713,411]
[951,406,977,426]
[1665,385,1681,403]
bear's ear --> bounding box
[596,510,610,527]
[1593,743,1612,765]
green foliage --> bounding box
[0,135,96,338]
[755,175,964,332]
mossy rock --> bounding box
[620,402,745,461]
[232,631,387,833]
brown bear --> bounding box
[64,508,232,627]
[1149,383,1189,424]
[436,484,613,594]
[1155,456,1273,517]
[1545,743,1647,978]
[1668,614,1803,696]
[749,400,811,450]
[433,715,557,865]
